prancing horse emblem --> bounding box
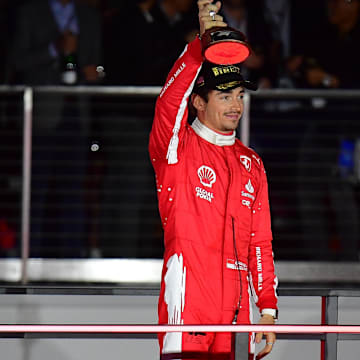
[240,155,251,172]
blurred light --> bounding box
[91,142,100,152]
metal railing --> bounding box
[1,86,360,285]
[0,285,359,360]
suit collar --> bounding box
[191,118,236,146]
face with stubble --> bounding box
[193,87,245,133]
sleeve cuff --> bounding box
[261,308,278,320]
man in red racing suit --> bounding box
[149,1,278,359]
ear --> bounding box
[191,93,207,112]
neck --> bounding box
[197,114,234,135]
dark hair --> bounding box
[193,86,210,102]
[188,90,209,119]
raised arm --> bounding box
[149,0,226,164]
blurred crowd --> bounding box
[1,0,360,259]
[0,0,359,89]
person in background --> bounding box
[287,0,360,89]
[220,0,280,88]
[150,1,278,359]
[104,0,198,85]
[102,0,157,85]
[11,0,102,85]
[10,0,103,257]
[263,0,291,59]
[290,0,360,261]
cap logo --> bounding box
[196,75,205,88]
[216,81,242,90]
[212,65,241,77]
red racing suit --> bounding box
[149,36,278,358]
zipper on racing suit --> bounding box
[231,217,243,324]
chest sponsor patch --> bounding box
[241,191,255,201]
[197,165,216,188]
[240,155,251,172]
[226,259,248,271]
[252,154,261,166]
[241,179,255,206]
[245,179,254,193]
[195,186,214,203]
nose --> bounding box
[231,97,242,112]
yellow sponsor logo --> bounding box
[212,65,241,77]
[216,81,241,90]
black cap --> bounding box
[193,62,257,94]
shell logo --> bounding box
[197,166,216,188]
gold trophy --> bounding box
[201,10,250,65]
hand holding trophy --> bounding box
[198,0,250,65]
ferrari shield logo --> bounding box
[240,155,251,172]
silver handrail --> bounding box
[3,85,360,98]
[21,88,33,284]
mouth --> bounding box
[224,113,241,121]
